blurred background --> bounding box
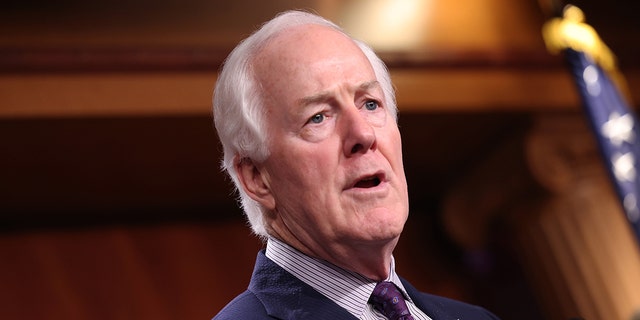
[1,0,640,319]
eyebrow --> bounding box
[297,80,381,107]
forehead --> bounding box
[252,24,377,104]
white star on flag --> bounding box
[612,152,637,182]
[601,112,635,146]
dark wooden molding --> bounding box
[0,46,229,73]
[0,45,564,73]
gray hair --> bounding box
[212,10,397,238]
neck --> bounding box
[269,228,398,281]
[324,241,397,281]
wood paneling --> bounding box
[0,221,263,319]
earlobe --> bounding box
[235,157,276,210]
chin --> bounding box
[347,205,408,238]
[367,219,406,242]
[366,231,402,250]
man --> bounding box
[212,10,500,320]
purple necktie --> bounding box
[368,281,415,320]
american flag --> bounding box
[564,47,640,240]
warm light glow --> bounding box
[338,0,432,51]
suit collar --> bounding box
[249,250,358,320]
[249,250,463,320]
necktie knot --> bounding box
[368,281,415,320]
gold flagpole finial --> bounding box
[542,4,616,70]
[542,4,630,101]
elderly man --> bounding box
[213,10,500,320]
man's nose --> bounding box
[342,106,376,156]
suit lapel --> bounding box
[249,250,358,320]
[401,277,458,320]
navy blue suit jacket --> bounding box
[214,250,500,320]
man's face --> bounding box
[250,25,409,257]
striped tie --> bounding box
[368,281,415,320]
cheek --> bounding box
[386,129,404,165]
[269,146,335,191]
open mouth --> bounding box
[353,175,382,188]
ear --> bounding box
[235,156,276,210]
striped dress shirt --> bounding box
[266,238,432,320]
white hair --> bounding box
[212,10,397,238]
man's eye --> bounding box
[309,113,324,124]
[365,100,379,111]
